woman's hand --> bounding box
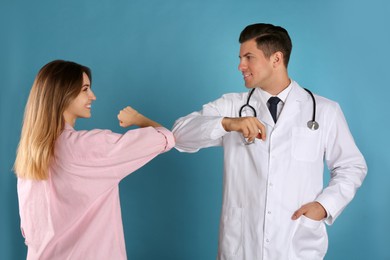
[118,106,161,128]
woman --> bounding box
[14,60,174,259]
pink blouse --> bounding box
[17,124,175,259]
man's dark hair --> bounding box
[239,23,292,67]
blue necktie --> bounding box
[268,97,281,123]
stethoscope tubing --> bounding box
[239,88,257,117]
[304,88,317,125]
[239,87,319,130]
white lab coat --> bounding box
[172,81,367,260]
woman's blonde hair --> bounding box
[14,60,92,180]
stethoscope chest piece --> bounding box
[307,120,319,130]
[303,88,319,131]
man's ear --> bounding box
[272,51,284,68]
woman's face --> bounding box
[63,73,96,126]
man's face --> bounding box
[238,38,274,89]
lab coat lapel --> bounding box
[277,82,308,125]
[252,89,275,127]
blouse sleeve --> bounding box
[55,126,175,180]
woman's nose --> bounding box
[89,90,96,100]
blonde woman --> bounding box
[14,60,174,259]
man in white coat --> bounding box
[172,23,367,260]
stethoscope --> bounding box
[239,88,319,131]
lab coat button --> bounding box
[267,211,271,214]
[266,239,270,243]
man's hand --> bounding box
[222,117,266,142]
[291,202,327,221]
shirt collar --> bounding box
[257,80,293,104]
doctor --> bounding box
[172,23,367,259]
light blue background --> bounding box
[1,0,389,259]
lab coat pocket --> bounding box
[289,215,328,260]
[292,127,321,162]
[220,207,243,256]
